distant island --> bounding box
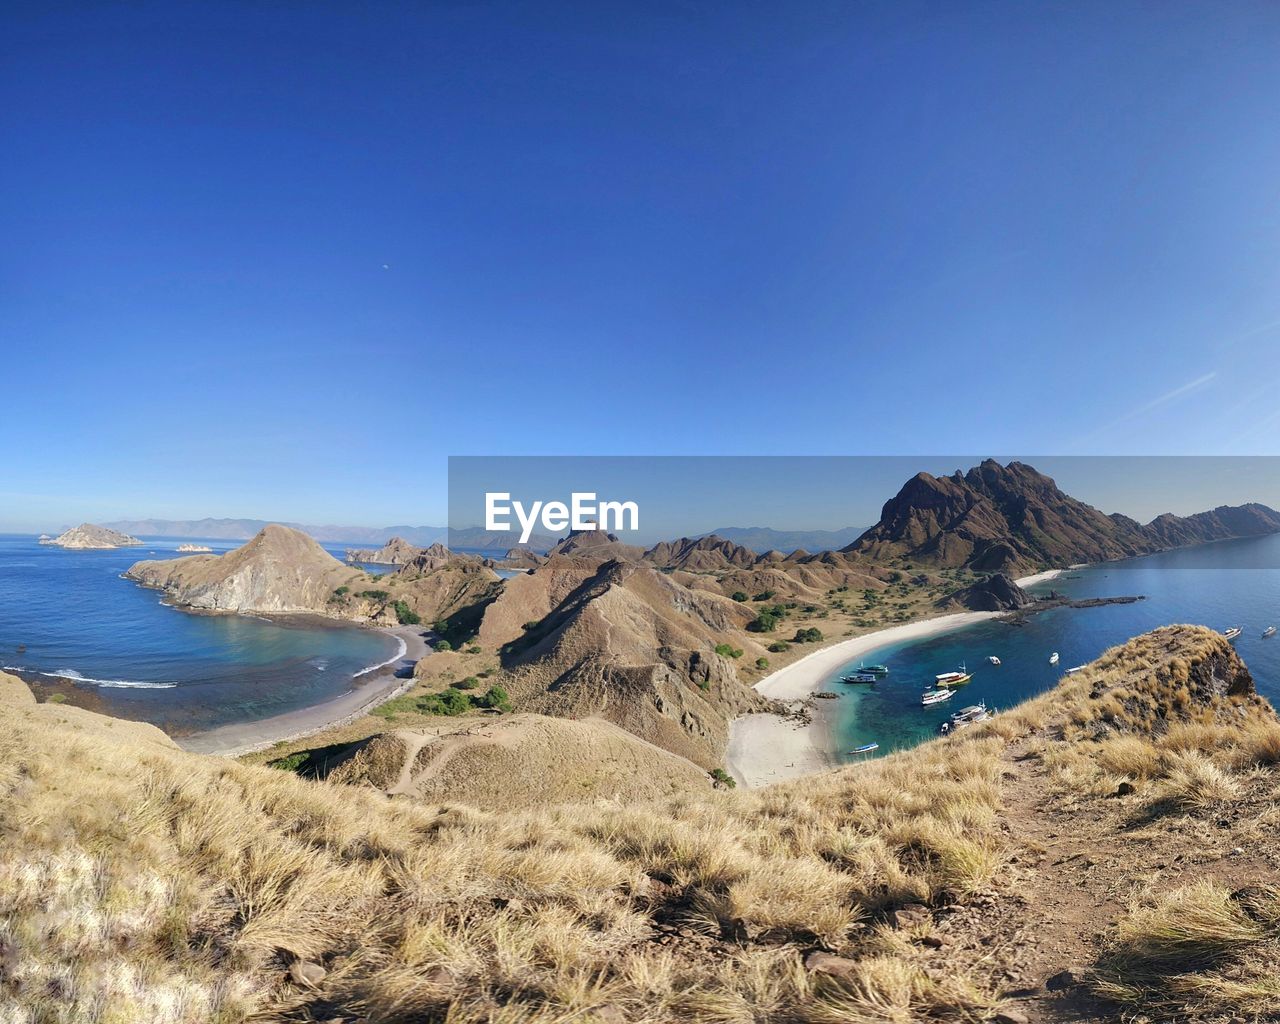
[345,536,425,565]
[39,524,143,550]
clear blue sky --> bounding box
[4,2,1280,532]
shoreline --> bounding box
[725,568,1063,788]
[176,624,430,757]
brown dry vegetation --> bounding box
[4,626,1280,1024]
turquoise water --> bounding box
[829,534,1280,760]
[0,534,399,734]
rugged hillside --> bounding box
[4,628,1280,1024]
[642,534,760,572]
[938,572,1031,611]
[126,524,367,614]
[344,536,426,565]
[330,713,717,808]
[474,556,771,767]
[39,522,142,549]
[848,459,1280,574]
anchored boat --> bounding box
[1049,652,1060,665]
[1264,626,1277,639]
[850,743,879,755]
[857,664,890,676]
[1223,626,1243,641]
[934,663,972,686]
[840,673,878,684]
[921,687,955,706]
[988,655,1001,665]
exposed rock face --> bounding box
[500,546,546,571]
[938,572,1030,612]
[330,714,714,809]
[345,536,426,565]
[126,525,362,614]
[848,459,1280,575]
[40,524,142,549]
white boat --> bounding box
[1065,664,1087,675]
[1264,626,1277,639]
[988,655,1001,665]
[850,743,879,755]
[1223,627,1242,641]
[1049,652,1060,665]
[950,702,988,723]
[934,663,972,686]
[921,688,955,706]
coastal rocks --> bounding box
[39,523,142,549]
[938,573,1030,612]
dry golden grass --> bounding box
[1,625,1275,1024]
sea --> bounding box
[828,534,1280,761]
[0,534,402,735]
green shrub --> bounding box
[713,643,744,659]
[767,641,789,653]
[360,589,390,602]
[731,591,749,603]
[755,657,769,669]
[392,600,420,625]
[334,585,350,596]
[747,612,778,633]
[478,685,512,713]
[792,627,823,643]
[453,676,480,690]
[710,768,736,788]
[752,590,776,601]
[434,639,453,652]
[467,645,482,654]
[45,693,68,705]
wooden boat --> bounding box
[857,664,890,675]
[921,688,955,706]
[1049,652,1060,665]
[934,663,971,686]
[1223,627,1243,641]
[950,702,988,723]
[840,673,878,684]
[1264,626,1277,639]
[850,743,879,755]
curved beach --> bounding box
[177,624,430,756]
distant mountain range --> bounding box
[699,525,867,553]
[104,518,559,551]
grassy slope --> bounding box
[3,627,1280,1023]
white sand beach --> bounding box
[178,624,431,757]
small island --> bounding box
[176,543,213,553]
[39,523,143,550]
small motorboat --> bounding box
[934,663,972,686]
[1049,652,1060,665]
[857,664,890,675]
[988,655,1001,666]
[1264,626,1277,639]
[1065,664,1087,675]
[1223,627,1243,641]
[850,743,879,755]
[921,688,955,706]
[950,702,988,723]
[840,673,878,684]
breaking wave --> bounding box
[352,635,408,679]
[4,666,178,689]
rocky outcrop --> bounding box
[345,536,426,565]
[848,459,1280,575]
[937,572,1030,612]
[40,524,142,549]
